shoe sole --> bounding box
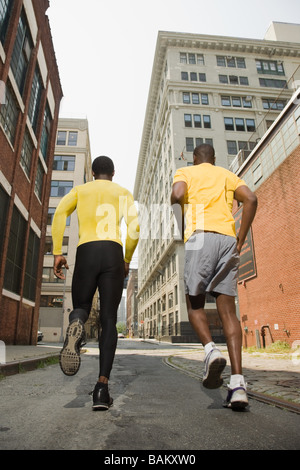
[202,357,227,389]
[92,399,113,411]
[59,319,84,376]
[230,400,248,410]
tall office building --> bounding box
[134,23,300,342]
[39,118,92,342]
[0,0,62,344]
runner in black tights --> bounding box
[52,156,139,410]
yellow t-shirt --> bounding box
[173,163,247,242]
[52,180,139,263]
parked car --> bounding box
[118,333,125,338]
[37,331,44,342]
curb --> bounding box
[0,354,60,377]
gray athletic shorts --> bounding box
[184,231,240,297]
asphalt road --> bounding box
[0,340,299,453]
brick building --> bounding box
[232,88,300,348]
[0,0,62,344]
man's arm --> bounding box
[170,181,187,240]
[234,185,258,253]
[52,189,77,279]
[123,195,140,277]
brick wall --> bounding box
[236,146,300,348]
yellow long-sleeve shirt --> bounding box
[52,180,139,263]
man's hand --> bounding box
[124,262,130,278]
[53,255,69,280]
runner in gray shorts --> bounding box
[184,231,240,298]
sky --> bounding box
[47,0,300,194]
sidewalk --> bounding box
[164,346,300,413]
[1,341,299,414]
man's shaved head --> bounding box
[193,144,215,165]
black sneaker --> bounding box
[59,319,85,376]
[92,383,113,411]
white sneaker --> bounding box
[223,385,249,410]
[202,348,227,389]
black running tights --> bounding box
[71,241,125,379]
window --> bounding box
[194,115,201,128]
[180,53,204,65]
[221,96,231,106]
[222,95,252,108]
[0,82,19,144]
[10,9,33,96]
[34,160,44,200]
[183,92,190,104]
[190,72,197,81]
[28,66,43,132]
[201,94,209,105]
[186,137,213,151]
[256,59,284,75]
[42,266,64,284]
[20,128,34,178]
[262,98,286,110]
[235,118,245,131]
[40,295,63,308]
[68,131,78,146]
[259,78,287,89]
[44,235,68,255]
[224,117,234,131]
[182,92,209,105]
[199,73,206,82]
[224,117,256,132]
[197,54,205,65]
[40,104,51,161]
[186,137,194,152]
[0,184,9,264]
[203,115,211,128]
[227,140,238,155]
[232,97,241,107]
[53,155,76,171]
[47,207,70,226]
[180,52,187,64]
[56,130,67,145]
[4,206,27,295]
[220,75,249,86]
[184,114,192,127]
[23,228,40,301]
[0,0,13,43]
[181,71,188,80]
[188,53,196,64]
[246,119,255,132]
[50,180,73,197]
[217,56,246,68]
[184,114,211,128]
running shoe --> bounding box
[59,319,85,376]
[202,348,227,389]
[223,386,249,410]
[92,384,113,411]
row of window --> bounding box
[182,92,286,110]
[184,137,256,155]
[56,130,78,146]
[181,72,288,89]
[0,185,40,301]
[184,113,211,128]
[184,114,256,132]
[0,5,53,203]
[180,52,285,76]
